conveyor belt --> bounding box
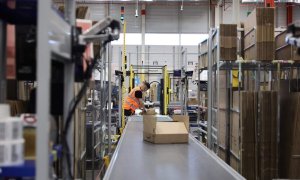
[104,115,245,180]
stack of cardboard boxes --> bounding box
[228,91,278,180]
[220,24,237,61]
[280,90,300,179]
[244,7,275,61]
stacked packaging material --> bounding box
[244,8,275,61]
[228,91,278,180]
[220,24,237,61]
[0,104,24,166]
[275,30,300,61]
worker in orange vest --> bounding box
[123,81,150,116]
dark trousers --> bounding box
[124,109,133,116]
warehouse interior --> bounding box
[1,0,300,179]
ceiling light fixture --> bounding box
[180,0,184,11]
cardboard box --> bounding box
[244,8,275,61]
[144,108,157,115]
[187,98,198,106]
[143,115,189,144]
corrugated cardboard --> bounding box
[218,110,227,148]
[230,91,278,180]
[258,91,278,180]
[144,108,157,115]
[220,24,237,61]
[187,98,198,106]
[244,7,275,60]
[279,85,300,178]
[143,115,189,144]
[218,148,227,162]
[275,30,300,61]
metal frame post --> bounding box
[36,0,52,178]
[255,63,261,180]
[108,44,112,155]
[91,85,96,180]
[0,18,7,103]
[63,0,76,177]
[118,47,122,129]
[216,29,220,153]
[180,48,185,115]
[207,29,213,150]
[197,43,201,125]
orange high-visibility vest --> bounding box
[123,87,142,113]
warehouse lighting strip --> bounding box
[111,33,209,45]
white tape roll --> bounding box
[0,139,24,166]
[0,117,22,140]
[0,104,10,119]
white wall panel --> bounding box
[86,4,106,21]
[294,6,300,22]
[276,6,287,27]
[223,5,255,24]
[181,6,208,33]
[146,5,179,33]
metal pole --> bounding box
[148,46,150,82]
[197,43,201,126]
[141,4,146,82]
[255,63,261,180]
[232,0,240,25]
[118,48,122,128]
[63,0,76,178]
[207,29,213,150]
[108,44,112,155]
[180,48,184,114]
[216,29,220,154]
[173,46,176,101]
[0,19,7,103]
[91,87,96,180]
[36,0,51,178]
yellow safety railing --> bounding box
[129,65,134,91]
[163,66,169,115]
[120,21,127,134]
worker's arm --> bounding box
[139,99,145,110]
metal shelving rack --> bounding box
[200,25,300,178]
[197,35,209,144]
[0,1,117,179]
[85,46,110,179]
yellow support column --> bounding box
[129,65,134,91]
[163,66,168,115]
[120,21,127,134]
[168,72,171,105]
[103,155,110,169]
